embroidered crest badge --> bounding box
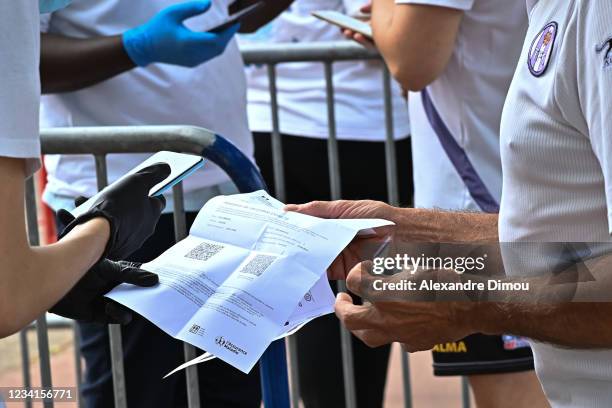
[596,35,612,70]
[528,22,558,77]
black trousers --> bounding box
[57,213,262,408]
[254,132,413,408]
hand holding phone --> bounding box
[72,151,205,218]
[209,2,264,33]
[312,10,373,40]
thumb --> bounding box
[119,264,160,287]
[135,162,172,189]
[164,0,211,22]
[97,260,159,287]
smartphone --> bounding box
[311,10,373,40]
[209,2,264,33]
[71,151,205,217]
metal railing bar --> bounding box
[19,330,32,408]
[323,61,357,408]
[267,64,286,204]
[171,183,188,240]
[462,377,471,408]
[400,350,412,408]
[34,317,53,408]
[172,183,201,408]
[265,62,300,408]
[72,326,83,407]
[25,177,54,408]
[40,126,216,155]
[382,67,400,207]
[241,42,379,64]
[324,62,342,201]
[94,155,127,408]
[93,155,109,190]
[107,326,126,408]
[284,337,300,408]
[382,67,414,408]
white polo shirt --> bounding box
[399,0,527,212]
[0,0,41,177]
[40,0,252,203]
[500,0,612,406]
[243,0,411,141]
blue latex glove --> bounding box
[122,0,240,67]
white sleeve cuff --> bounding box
[0,139,42,178]
[395,0,474,11]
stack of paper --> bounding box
[107,191,393,374]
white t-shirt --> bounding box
[41,0,252,199]
[400,0,527,211]
[499,0,612,406]
[243,0,411,141]
[0,0,41,177]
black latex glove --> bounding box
[50,260,158,325]
[58,163,171,261]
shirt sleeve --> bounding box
[578,0,612,234]
[395,0,474,11]
[0,0,42,177]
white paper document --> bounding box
[107,191,393,374]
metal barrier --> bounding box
[240,40,473,408]
[18,125,289,408]
[8,41,473,408]
[241,41,418,408]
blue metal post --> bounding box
[203,135,290,408]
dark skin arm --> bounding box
[40,33,135,94]
[40,1,292,93]
[230,0,293,33]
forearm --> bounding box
[40,33,135,94]
[371,0,398,66]
[475,302,612,349]
[231,0,293,33]
[0,219,109,337]
[474,250,612,348]
[391,207,499,243]
[371,0,462,91]
[0,158,111,337]
[372,0,430,89]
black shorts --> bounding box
[432,333,534,376]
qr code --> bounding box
[239,254,277,277]
[185,242,224,261]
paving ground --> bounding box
[0,327,470,407]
